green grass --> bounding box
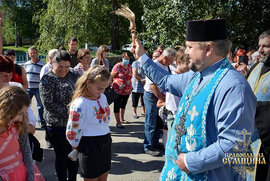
[3,45,31,53]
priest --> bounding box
[132,19,256,181]
[246,29,270,181]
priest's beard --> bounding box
[260,55,270,64]
[190,63,199,72]
[189,60,207,72]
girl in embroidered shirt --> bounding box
[66,65,111,181]
[0,86,34,181]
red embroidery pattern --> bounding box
[66,131,77,140]
[70,111,80,122]
[72,123,79,129]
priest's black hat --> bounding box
[186,19,227,41]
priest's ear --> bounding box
[205,42,215,56]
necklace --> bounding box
[174,73,213,150]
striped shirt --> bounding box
[24,60,45,88]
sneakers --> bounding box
[116,124,125,129]
[153,144,165,151]
[46,141,52,148]
[144,150,161,157]
[133,114,139,119]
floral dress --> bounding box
[111,62,132,95]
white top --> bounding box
[144,60,170,93]
[9,82,36,126]
[66,94,110,147]
[40,63,52,80]
[165,70,181,115]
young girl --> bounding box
[66,65,111,181]
[0,86,34,181]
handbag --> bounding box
[34,163,46,181]
[104,86,119,105]
[28,133,43,162]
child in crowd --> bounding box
[66,65,112,181]
[131,50,146,119]
[0,86,34,181]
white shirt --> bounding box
[144,59,170,93]
[40,63,52,80]
[165,70,181,115]
[66,94,110,147]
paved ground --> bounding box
[32,98,165,181]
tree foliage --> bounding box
[35,0,144,52]
[1,0,269,54]
[0,0,44,46]
[140,0,270,52]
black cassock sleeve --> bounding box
[255,101,270,152]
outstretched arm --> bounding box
[132,39,193,98]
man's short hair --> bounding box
[3,49,16,57]
[198,40,232,57]
[28,46,38,52]
[162,48,177,59]
[68,37,78,43]
[259,29,270,40]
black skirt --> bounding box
[78,133,112,178]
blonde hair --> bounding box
[70,65,111,104]
[176,48,189,64]
[96,45,109,65]
[0,86,30,135]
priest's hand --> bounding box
[131,39,145,60]
[176,153,190,174]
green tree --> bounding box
[140,0,270,52]
[0,0,43,46]
[35,0,144,52]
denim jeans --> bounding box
[26,88,44,124]
[143,92,160,151]
[47,126,79,181]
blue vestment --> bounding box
[139,54,256,181]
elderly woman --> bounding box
[73,49,91,76]
[91,45,110,71]
[39,50,79,181]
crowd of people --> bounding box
[0,11,270,181]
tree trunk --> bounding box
[111,0,120,50]
[19,36,23,47]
